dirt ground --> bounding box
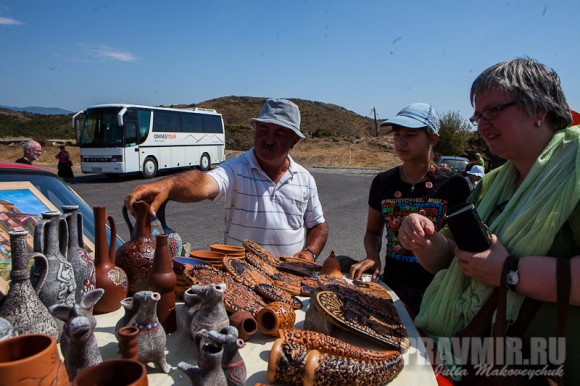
[0,136,401,174]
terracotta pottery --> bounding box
[48,289,105,381]
[255,301,296,336]
[189,283,230,340]
[228,310,258,341]
[147,234,177,333]
[62,205,97,303]
[242,239,282,266]
[73,359,148,386]
[132,291,171,373]
[180,286,202,332]
[172,257,207,298]
[155,202,183,258]
[0,334,69,386]
[32,211,76,309]
[209,244,245,258]
[93,206,129,314]
[205,327,247,386]
[0,230,61,340]
[319,250,343,278]
[118,326,139,361]
[117,201,156,296]
[178,338,228,386]
[115,297,138,338]
[190,250,227,269]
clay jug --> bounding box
[73,359,147,386]
[0,230,61,340]
[147,234,177,333]
[118,326,139,361]
[117,201,156,296]
[0,334,69,386]
[155,202,183,258]
[256,301,296,336]
[62,205,97,303]
[32,211,76,308]
[93,206,128,314]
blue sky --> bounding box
[1,0,579,122]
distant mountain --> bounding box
[0,105,73,115]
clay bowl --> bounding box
[173,257,208,298]
[209,244,246,258]
[190,250,227,269]
[73,359,147,386]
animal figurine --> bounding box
[49,289,104,381]
[178,329,228,386]
[206,326,247,386]
[180,286,202,334]
[189,283,229,340]
[114,296,140,341]
[132,291,171,373]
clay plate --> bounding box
[245,251,280,277]
[223,256,273,288]
[242,239,282,266]
[255,283,303,310]
[184,264,266,315]
[315,290,408,351]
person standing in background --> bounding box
[55,145,75,180]
[15,140,42,165]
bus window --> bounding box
[138,110,151,142]
[153,111,180,132]
[203,115,223,133]
[125,123,137,146]
[181,113,203,133]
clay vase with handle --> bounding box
[62,205,96,303]
[0,230,61,340]
[92,206,128,314]
[0,334,69,386]
[148,233,177,333]
[32,211,76,309]
[117,201,156,296]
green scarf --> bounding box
[415,125,580,337]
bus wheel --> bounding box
[199,153,211,171]
[142,157,158,178]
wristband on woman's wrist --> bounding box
[303,247,317,260]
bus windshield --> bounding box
[80,108,124,147]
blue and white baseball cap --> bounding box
[251,98,304,139]
[380,103,440,134]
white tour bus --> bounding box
[72,104,226,178]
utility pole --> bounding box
[372,108,378,136]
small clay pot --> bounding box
[256,301,296,336]
[0,334,69,386]
[73,359,148,386]
[229,310,258,341]
[319,250,343,278]
[117,326,139,361]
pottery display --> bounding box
[184,265,266,315]
[173,257,207,298]
[132,291,171,373]
[117,326,139,360]
[0,230,61,340]
[178,333,228,386]
[304,289,335,335]
[189,250,227,269]
[319,250,343,278]
[0,333,69,386]
[242,239,282,266]
[49,289,105,381]
[209,244,245,258]
[189,283,230,340]
[117,201,156,296]
[32,211,76,309]
[73,359,148,386]
[315,290,408,351]
[204,327,247,386]
[62,205,97,303]
[148,234,177,333]
[255,301,296,337]
[223,257,273,289]
[114,297,139,338]
[277,256,321,277]
[228,311,258,341]
[255,283,303,309]
[92,206,129,314]
[154,202,183,258]
[180,286,202,333]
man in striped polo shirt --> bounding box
[124,98,328,262]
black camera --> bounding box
[444,203,492,252]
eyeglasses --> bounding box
[469,102,516,126]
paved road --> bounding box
[72,168,379,263]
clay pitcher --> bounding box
[32,211,76,308]
[117,201,156,296]
[0,334,69,386]
[148,234,177,333]
[156,202,183,258]
[62,205,97,303]
[0,230,60,340]
[93,206,128,314]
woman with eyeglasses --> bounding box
[399,57,580,383]
[349,103,470,316]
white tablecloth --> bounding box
[93,284,437,385]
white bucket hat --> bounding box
[250,98,304,139]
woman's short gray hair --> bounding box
[470,57,572,130]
